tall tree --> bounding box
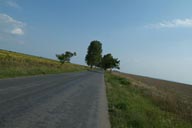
[85,40,102,68]
[56,51,76,64]
[102,53,120,71]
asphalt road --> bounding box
[0,71,110,128]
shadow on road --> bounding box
[87,69,104,74]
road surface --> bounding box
[0,71,110,128]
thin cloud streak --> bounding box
[6,1,21,9]
[146,18,192,28]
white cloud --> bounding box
[11,28,24,35]
[0,13,25,36]
[6,1,21,9]
[147,18,192,28]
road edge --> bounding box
[98,73,111,128]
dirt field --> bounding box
[113,71,192,122]
[115,72,192,99]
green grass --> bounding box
[105,73,192,128]
[0,49,87,78]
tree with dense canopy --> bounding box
[56,51,76,64]
[101,53,120,71]
[85,40,102,68]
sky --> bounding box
[0,0,192,84]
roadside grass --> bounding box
[0,49,87,78]
[105,72,192,128]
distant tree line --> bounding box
[56,40,120,71]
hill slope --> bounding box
[116,72,192,99]
[106,71,192,128]
[0,49,87,78]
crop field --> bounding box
[0,49,87,78]
[105,72,192,128]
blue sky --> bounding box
[1,0,192,84]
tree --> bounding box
[85,40,102,68]
[101,53,120,71]
[56,51,76,64]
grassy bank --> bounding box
[0,49,87,78]
[105,72,192,128]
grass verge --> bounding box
[0,49,87,78]
[105,72,192,128]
